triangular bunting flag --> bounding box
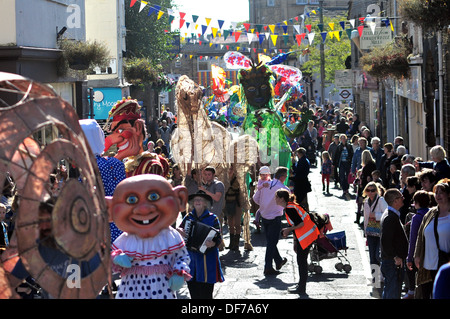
[179,12,186,19]
[270,34,278,46]
[269,25,276,34]
[293,25,301,34]
[201,25,208,35]
[217,20,225,30]
[230,22,237,30]
[282,25,288,33]
[318,23,324,32]
[212,27,218,38]
[130,0,137,7]
[349,19,355,28]
[259,34,265,45]
[306,24,312,33]
[139,1,147,13]
[223,29,230,40]
[256,24,263,33]
[345,28,352,39]
[328,22,335,31]
[334,31,340,41]
[157,10,164,20]
[192,15,199,23]
[308,32,315,45]
[339,21,346,30]
[234,31,242,42]
[243,23,251,32]
[205,18,211,26]
[357,25,364,37]
[282,34,289,45]
[390,20,394,32]
[180,19,186,29]
[295,34,302,46]
[369,21,376,34]
[320,32,327,43]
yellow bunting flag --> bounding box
[270,34,278,46]
[269,25,276,34]
[157,10,164,19]
[205,18,211,26]
[211,27,218,38]
[328,22,335,30]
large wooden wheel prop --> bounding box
[0,72,110,298]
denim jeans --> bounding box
[261,216,283,271]
[338,161,350,192]
[381,258,404,299]
[367,236,381,266]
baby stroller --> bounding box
[308,213,352,274]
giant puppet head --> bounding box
[238,62,273,110]
[106,174,188,239]
[104,98,145,161]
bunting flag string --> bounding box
[129,0,398,52]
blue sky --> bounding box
[171,0,250,24]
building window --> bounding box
[267,0,275,7]
[198,61,210,72]
[309,0,319,4]
[296,0,307,4]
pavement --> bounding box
[175,156,380,300]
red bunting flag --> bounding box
[305,24,312,33]
[243,23,251,32]
[357,25,364,37]
[179,12,186,19]
[234,31,242,42]
[179,19,185,29]
[295,34,302,46]
[130,0,137,7]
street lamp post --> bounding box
[319,0,325,107]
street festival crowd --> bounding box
[1,85,450,300]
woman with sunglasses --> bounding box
[363,182,388,268]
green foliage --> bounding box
[57,38,110,76]
[359,36,412,80]
[124,57,175,91]
[398,0,450,31]
[125,0,177,63]
[292,14,351,84]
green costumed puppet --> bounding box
[225,51,312,183]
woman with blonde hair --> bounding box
[416,145,450,181]
[363,182,388,268]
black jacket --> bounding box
[333,142,354,167]
[380,209,409,260]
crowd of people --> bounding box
[305,102,450,299]
[1,96,449,300]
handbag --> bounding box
[434,212,450,268]
[365,197,381,237]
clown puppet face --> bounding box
[104,119,145,161]
[106,174,188,238]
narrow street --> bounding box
[176,155,377,300]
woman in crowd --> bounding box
[416,145,450,181]
[414,180,450,299]
[362,182,387,268]
[275,189,319,298]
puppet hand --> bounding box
[168,274,185,291]
[113,253,133,268]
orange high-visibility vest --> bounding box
[285,202,320,249]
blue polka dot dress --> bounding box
[111,228,191,299]
[96,155,126,242]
